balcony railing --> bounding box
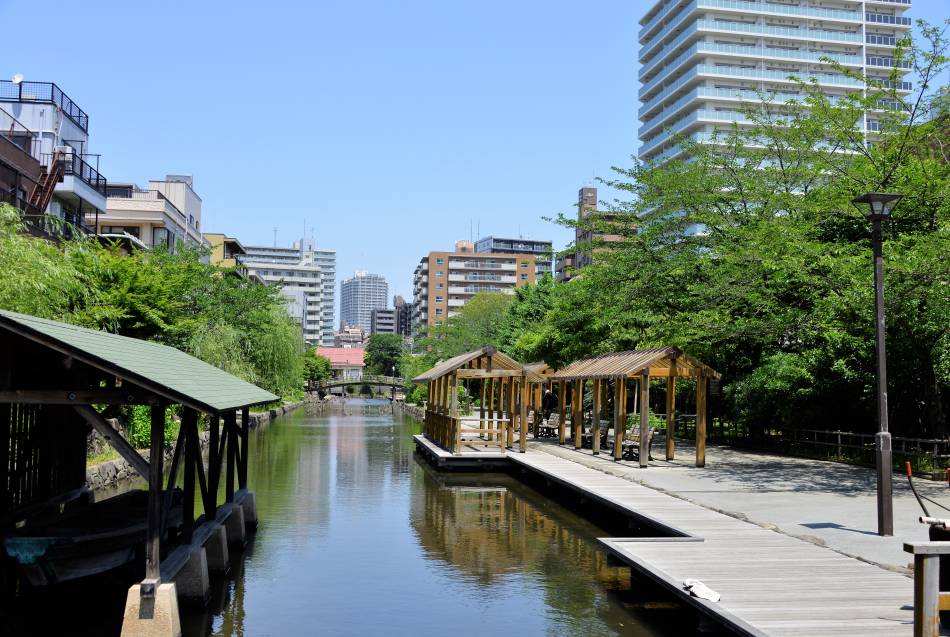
[0,106,41,162]
[867,55,912,69]
[0,81,89,132]
[866,34,898,46]
[42,152,107,196]
[107,187,186,219]
[866,12,912,26]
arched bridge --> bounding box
[308,375,410,392]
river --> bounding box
[12,400,699,636]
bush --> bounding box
[125,405,179,449]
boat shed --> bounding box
[0,309,276,635]
[550,347,720,467]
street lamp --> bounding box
[852,191,902,537]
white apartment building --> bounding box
[241,240,336,346]
[97,175,205,249]
[637,0,914,165]
[0,79,107,229]
[340,272,388,333]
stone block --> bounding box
[120,582,181,637]
[204,524,230,574]
[174,547,209,603]
[240,491,258,531]
[225,505,247,549]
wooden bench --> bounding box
[581,420,611,449]
[537,413,559,438]
[622,426,654,461]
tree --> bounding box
[365,333,404,376]
[418,293,513,362]
[302,348,332,383]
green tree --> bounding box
[365,333,404,376]
[303,348,332,382]
[418,292,513,361]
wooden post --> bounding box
[640,369,650,468]
[591,378,601,455]
[207,414,219,519]
[487,377,496,442]
[480,380,487,439]
[451,373,460,453]
[534,384,542,437]
[558,380,567,444]
[182,407,198,544]
[614,378,626,461]
[666,375,677,461]
[225,410,236,503]
[507,377,516,449]
[520,377,529,453]
[146,404,165,581]
[914,552,940,637]
[573,380,583,450]
[696,376,707,468]
[239,406,249,490]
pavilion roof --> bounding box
[550,347,720,381]
[413,346,544,383]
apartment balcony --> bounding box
[447,260,516,271]
[865,12,912,26]
[640,109,754,155]
[0,80,89,132]
[640,1,861,57]
[641,39,863,88]
[447,299,466,308]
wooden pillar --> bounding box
[225,410,236,503]
[507,377,516,449]
[534,384,542,437]
[182,407,198,544]
[573,380,583,450]
[640,369,650,468]
[558,380,567,444]
[696,376,707,468]
[614,378,626,461]
[207,415,220,519]
[520,377,529,453]
[487,378,496,441]
[591,378,601,455]
[239,406,249,490]
[146,404,165,581]
[666,374,677,461]
[480,380,487,439]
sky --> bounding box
[3,0,948,318]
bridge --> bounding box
[308,375,409,392]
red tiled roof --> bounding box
[316,347,365,367]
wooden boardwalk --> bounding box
[507,450,914,637]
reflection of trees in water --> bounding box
[410,467,663,636]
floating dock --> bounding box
[416,436,915,636]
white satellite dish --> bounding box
[11,74,23,85]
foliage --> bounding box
[0,208,305,399]
[365,333,404,376]
[125,405,179,449]
[416,292,513,362]
[303,348,332,382]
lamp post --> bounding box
[852,191,902,537]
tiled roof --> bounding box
[316,347,365,367]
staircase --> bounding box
[27,150,66,213]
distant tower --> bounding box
[578,186,597,223]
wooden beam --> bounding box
[666,374,677,461]
[591,379,601,455]
[640,369,650,468]
[0,389,155,405]
[456,369,524,379]
[73,405,150,479]
[696,377,707,468]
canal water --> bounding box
[10,400,701,636]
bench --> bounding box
[537,413,559,438]
[622,426,655,461]
[581,420,611,449]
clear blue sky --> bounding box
[3,0,947,314]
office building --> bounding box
[412,240,537,333]
[242,240,335,346]
[475,235,554,276]
[637,0,914,165]
[340,272,388,333]
[0,79,107,232]
[370,308,396,335]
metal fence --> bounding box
[0,80,89,132]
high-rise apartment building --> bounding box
[370,308,396,335]
[340,272,388,333]
[412,240,537,333]
[393,295,414,337]
[637,0,914,165]
[475,236,554,276]
[241,240,336,346]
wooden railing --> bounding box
[905,540,950,637]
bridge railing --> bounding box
[309,375,408,391]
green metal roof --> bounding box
[0,310,278,413]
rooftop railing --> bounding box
[0,81,89,132]
[107,187,187,219]
[42,152,107,196]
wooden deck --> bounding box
[506,450,915,637]
[413,434,508,470]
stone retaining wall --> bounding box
[396,402,425,421]
[86,397,313,492]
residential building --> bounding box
[203,232,260,280]
[412,240,537,333]
[475,235,554,276]
[340,272,388,333]
[242,240,334,346]
[393,295,414,337]
[334,325,367,347]
[370,308,396,335]
[558,186,626,281]
[0,79,107,231]
[96,175,205,249]
[636,0,914,165]
[316,346,365,381]
[0,106,44,222]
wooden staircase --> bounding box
[28,150,66,213]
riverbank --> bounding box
[85,396,314,491]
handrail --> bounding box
[310,375,408,389]
[0,80,89,132]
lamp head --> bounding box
[852,192,903,220]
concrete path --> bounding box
[529,439,950,573]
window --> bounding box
[520,261,529,268]
[436,283,444,290]
[435,271,444,277]
[435,257,444,265]
[520,273,528,281]
[100,225,141,238]
[435,308,444,316]
[436,296,443,303]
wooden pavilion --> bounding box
[0,309,276,635]
[550,347,720,468]
[414,346,545,454]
